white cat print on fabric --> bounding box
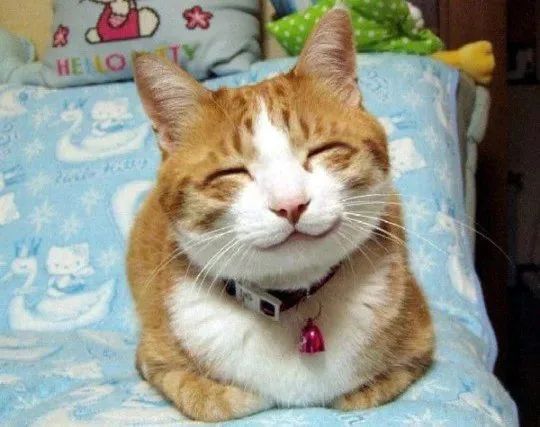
[46,244,95,294]
[91,98,133,136]
[3,242,115,331]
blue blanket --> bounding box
[0,54,517,426]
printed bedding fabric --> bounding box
[0,54,517,426]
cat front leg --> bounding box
[332,353,432,410]
[136,333,272,422]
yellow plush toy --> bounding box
[431,41,495,85]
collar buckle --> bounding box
[226,280,282,321]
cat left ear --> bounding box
[133,54,211,153]
[294,6,361,107]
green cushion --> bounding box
[267,0,444,56]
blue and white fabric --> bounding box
[0,54,517,426]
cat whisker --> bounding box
[342,217,408,251]
[205,241,247,299]
[346,213,448,256]
[140,228,238,297]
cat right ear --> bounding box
[133,54,210,153]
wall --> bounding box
[509,85,540,266]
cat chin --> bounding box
[179,220,371,289]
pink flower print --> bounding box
[53,25,70,48]
[183,6,213,30]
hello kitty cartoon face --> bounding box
[46,244,92,276]
[91,99,131,123]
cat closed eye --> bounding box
[307,142,354,158]
[204,167,250,185]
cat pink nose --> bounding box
[270,199,311,225]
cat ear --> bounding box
[133,54,211,153]
[294,6,361,107]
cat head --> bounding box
[47,244,90,275]
[91,99,129,121]
[134,8,392,287]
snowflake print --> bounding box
[412,246,436,280]
[32,106,54,127]
[399,409,446,426]
[183,6,213,30]
[395,62,417,77]
[106,85,122,96]
[436,163,454,193]
[60,213,82,240]
[28,200,56,233]
[422,125,439,149]
[253,411,310,427]
[80,188,103,214]
[405,197,431,230]
[53,25,69,48]
[23,140,44,160]
[403,89,424,110]
[98,247,121,272]
[395,409,446,427]
[25,172,52,196]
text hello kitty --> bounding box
[55,43,196,77]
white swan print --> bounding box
[0,335,60,362]
[422,66,453,135]
[111,180,153,239]
[0,88,30,118]
[0,87,49,118]
[32,382,182,427]
[2,241,115,331]
[56,98,150,163]
[431,203,478,303]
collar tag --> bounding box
[231,281,282,321]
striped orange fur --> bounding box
[127,8,433,422]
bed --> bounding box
[0,1,515,425]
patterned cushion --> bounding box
[38,0,260,87]
[267,0,443,56]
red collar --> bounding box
[223,264,340,321]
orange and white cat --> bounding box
[128,7,433,422]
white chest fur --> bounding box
[167,258,393,407]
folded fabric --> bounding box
[0,29,35,83]
[267,0,443,56]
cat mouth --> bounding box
[258,219,341,251]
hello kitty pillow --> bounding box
[40,0,261,87]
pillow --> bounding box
[0,29,35,83]
[39,0,261,87]
[267,0,443,56]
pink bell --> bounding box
[299,318,325,354]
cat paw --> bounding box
[332,392,375,411]
[183,386,273,422]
